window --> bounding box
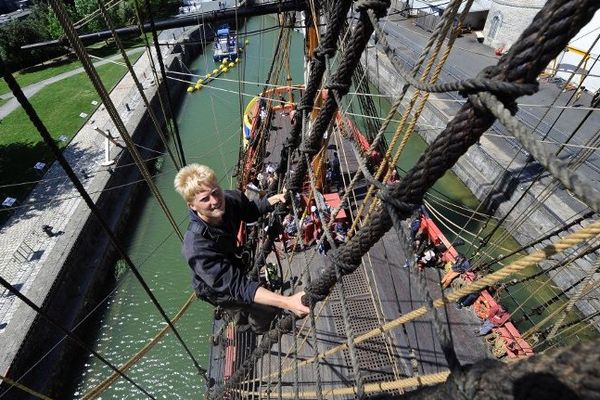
[489,14,501,39]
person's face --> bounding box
[189,181,225,224]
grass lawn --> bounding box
[0,52,142,222]
[0,35,149,96]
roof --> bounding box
[0,9,31,24]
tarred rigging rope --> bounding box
[210,0,600,397]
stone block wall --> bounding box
[361,47,600,331]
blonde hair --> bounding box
[174,164,217,203]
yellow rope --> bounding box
[523,270,600,340]
[0,374,53,400]
[259,219,600,378]
[357,9,471,234]
[81,293,196,400]
[237,370,450,398]
[348,3,463,237]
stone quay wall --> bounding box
[0,28,205,398]
[361,48,599,329]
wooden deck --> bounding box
[223,109,493,398]
[236,108,490,398]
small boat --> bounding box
[213,24,238,62]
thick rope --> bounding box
[282,0,353,155]
[349,0,463,235]
[318,0,462,236]
[288,0,390,191]
[401,336,600,399]
[303,0,600,306]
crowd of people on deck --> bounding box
[281,202,349,255]
[245,162,277,202]
[407,209,513,340]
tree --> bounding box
[45,3,78,39]
[0,1,66,70]
[74,0,106,33]
[0,18,50,70]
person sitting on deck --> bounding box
[174,164,309,333]
[333,221,348,244]
[417,248,436,271]
[387,169,400,184]
[477,303,511,336]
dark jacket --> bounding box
[182,190,272,305]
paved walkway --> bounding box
[0,47,145,119]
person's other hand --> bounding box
[286,291,310,317]
[268,192,287,205]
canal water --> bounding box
[75,15,592,399]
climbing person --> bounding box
[174,164,309,333]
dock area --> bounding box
[362,13,600,330]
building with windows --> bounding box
[482,0,546,51]
[549,11,600,93]
[481,1,600,93]
[407,0,491,32]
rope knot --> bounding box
[378,185,416,220]
[325,81,351,96]
[355,0,390,17]
[465,66,535,114]
[313,46,337,61]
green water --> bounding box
[75,15,594,399]
[75,16,305,399]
